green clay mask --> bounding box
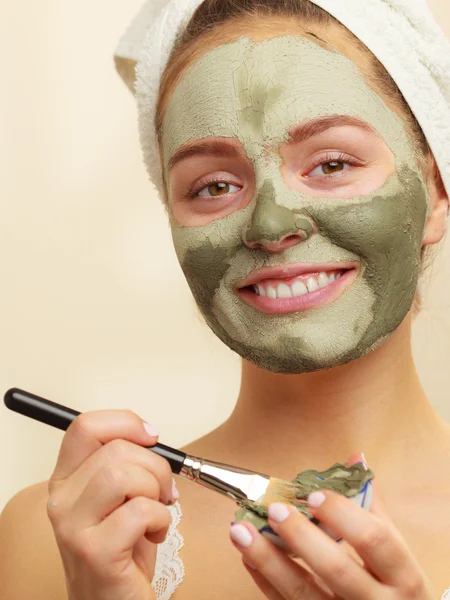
[161,36,429,373]
[235,462,375,534]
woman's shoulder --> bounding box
[0,481,68,600]
[3,479,49,512]
[1,480,51,532]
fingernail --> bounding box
[143,422,159,437]
[360,452,369,467]
[172,483,180,500]
[268,503,290,523]
[230,524,253,548]
[308,491,326,508]
[243,557,257,570]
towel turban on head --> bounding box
[114,0,450,201]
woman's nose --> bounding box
[244,180,314,254]
[245,229,310,253]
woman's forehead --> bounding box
[161,35,413,168]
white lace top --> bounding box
[151,501,185,600]
[151,500,450,600]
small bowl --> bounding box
[235,460,374,556]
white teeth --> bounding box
[306,277,319,292]
[257,285,267,297]
[318,272,329,288]
[251,270,345,297]
[267,286,277,299]
[291,281,308,297]
[276,283,292,298]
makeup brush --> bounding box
[4,388,308,508]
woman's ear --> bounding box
[422,156,449,247]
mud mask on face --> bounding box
[160,36,429,374]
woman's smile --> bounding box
[235,262,359,314]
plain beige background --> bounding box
[1,0,450,510]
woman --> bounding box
[1,0,450,598]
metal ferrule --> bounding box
[180,454,270,503]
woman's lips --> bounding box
[236,262,358,289]
[235,264,359,314]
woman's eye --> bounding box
[197,182,241,197]
[309,160,349,177]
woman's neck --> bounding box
[208,313,450,495]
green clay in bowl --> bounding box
[234,461,375,551]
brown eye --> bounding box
[198,182,240,197]
[207,183,229,196]
[322,161,345,175]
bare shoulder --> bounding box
[0,481,67,600]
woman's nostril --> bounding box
[281,233,305,248]
[244,230,306,252]
[284,234,300,243]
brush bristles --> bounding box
[262,477,310,506]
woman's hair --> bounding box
[154,0,439,312]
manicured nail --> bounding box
[172,483,180,500]
[268,503,290,523]
[230,524,253,548]
[308,491,326,508]
[143,422,159,437]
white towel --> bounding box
[114,0,450,200]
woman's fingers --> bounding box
[48,411,175,506]
[241,560,286,600]
[231,455,432,600]
[303,489,421,589]
[230,522,330,600]
[132,534,159,580]
[57,497,172,582]
[94,496,172,554]
[70,462,162,528]
[263,489,430,599]
[56,438,175,508]
[267,501,377,600]
[44,409,176,600]
[50,409,159,481]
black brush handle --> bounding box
[4,388,186,474]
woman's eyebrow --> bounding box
[168,116,376,170]
[287,115,376,144]
[168,141,246,171]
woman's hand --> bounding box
[46,410,178,600]
[230,455,435,600]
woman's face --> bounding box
[161,33,429,373]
